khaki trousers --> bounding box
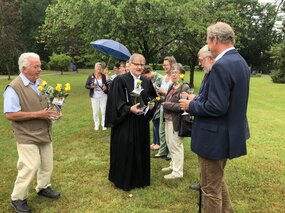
[198,156,233,213]
[165,120,184,177]
[11,143,53,201]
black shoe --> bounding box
[165,157,171,161]
[189,183,200,191]
[11,199,31,213]
[38,187,60,199]
[152,154,166,158]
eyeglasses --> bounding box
[132,62,145,67]
[198,56,209,64]
[170,71,180,75]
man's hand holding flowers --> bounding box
[38,81,71,120]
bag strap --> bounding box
[94,75,105,91]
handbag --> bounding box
[178,114,192,137]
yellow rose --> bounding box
[137,80,142,85]
[38,85,44,91]
[41,80,47,87]
[64,84,71,92]
[158,75,162,79]
[156,96,161,101]
[180,74,185,80]
[55,83,62,92]
[153,71,157,76]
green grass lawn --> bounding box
[0,71,284,212]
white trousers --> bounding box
[165,120,184,177]
[90,93,107,128]
[11,143,53,200]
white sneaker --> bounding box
[102,127,107,131]
[164,173,183,180]
[161,167,172,173]
[94,127,99,131]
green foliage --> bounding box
[270,69,285,83]
[1,0,284,80]
[269,40,285,83]
[38,0,85,58]
[48,53,72,71]
[0,0,22,75]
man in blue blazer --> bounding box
[180,22,250,212]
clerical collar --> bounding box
[130,71,140,80]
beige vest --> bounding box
[8,76,52,144]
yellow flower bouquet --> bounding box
[38,80,71,111]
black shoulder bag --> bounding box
[178,83,192,137]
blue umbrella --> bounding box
[90,39,131,61]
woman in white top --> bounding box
[85,62,108,130]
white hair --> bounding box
[198,45,212,57]
[18,52,40,72]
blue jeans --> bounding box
[152,118,160,145]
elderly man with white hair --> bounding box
[3,52,61,213]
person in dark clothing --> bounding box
[105,53,157,191]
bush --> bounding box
[270,69,285,83]
[48,54,72,71]
[41,60,48,70]
[153,63,163,70]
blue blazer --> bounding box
[189,49,250,160]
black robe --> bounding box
[105,72,157,191]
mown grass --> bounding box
[0,71,284,213]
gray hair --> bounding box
[18,52,40,72]
[129,53,146,64]
[164,56,177,66]
[198,45,212,57]
[94,62,102,69]
[171,63,185,74]
[207,22,235,44]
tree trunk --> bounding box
[189,67,194,89]
[6,64,11,80]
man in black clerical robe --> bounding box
[105,53,157,191]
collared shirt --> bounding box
[215,47,235,61]
[3,73,40,113]
[130,71,141,89]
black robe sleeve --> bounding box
[105,75,131,127]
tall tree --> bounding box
[18,0,53,53]
[0,0,22,77]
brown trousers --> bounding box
[198,156,233,213]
